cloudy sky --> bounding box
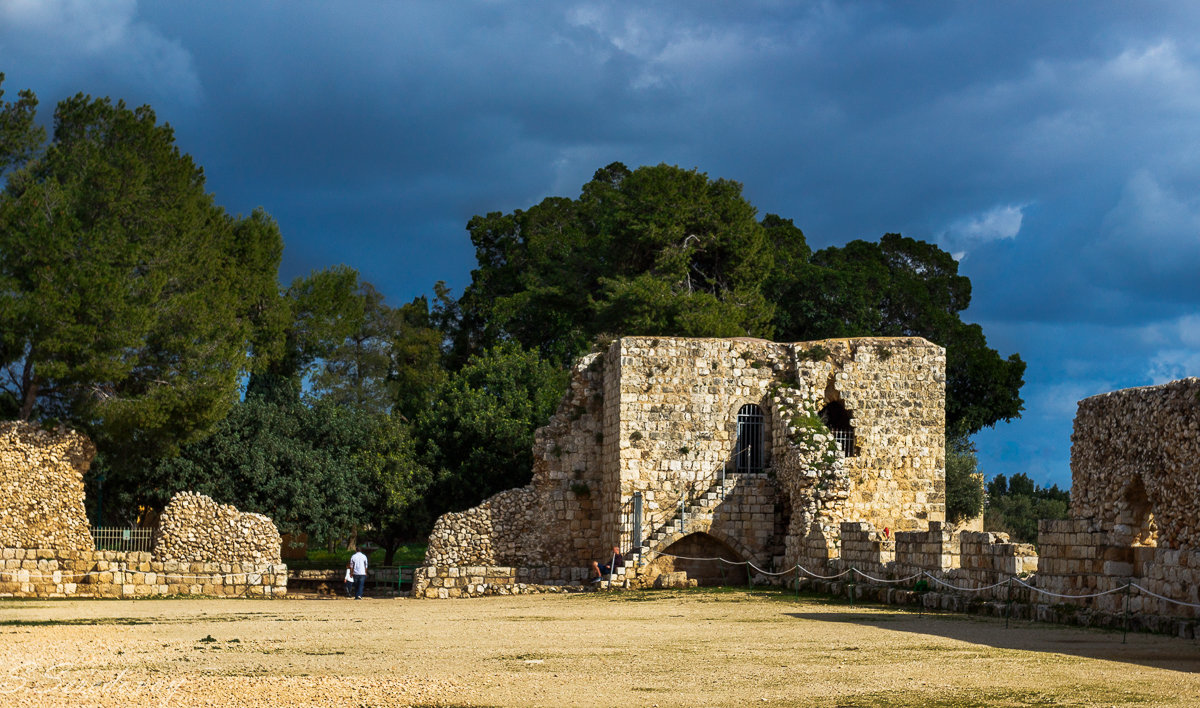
[4,1,1199,489]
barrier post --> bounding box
[848,568,855,606]
[746,562,753,589]
[1123,583,1132,644]
[795,566,800,599]
[1005,576,1014,630]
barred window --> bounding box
[735,404,764,473]
[819,401,857,457]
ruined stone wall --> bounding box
[0,548,286,598]
[614,336,944,556]
[894,522,959,574]
[423,351,612,568]
[423,486,542,567]
[153,492,282,564]
[1070,378,1200,547]
[0,422,95,551]
[613,337,783,548]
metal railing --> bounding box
[90,526,153,552]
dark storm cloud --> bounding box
[4,0,1200,486]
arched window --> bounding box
[819,401,857,456]
[735,404,764,473]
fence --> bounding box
[90,526,153,553]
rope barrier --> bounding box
[1131,583,1200,609]
[1012,576,1129,600]
[637,549,1200,610]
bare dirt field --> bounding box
[1,588,1198,707]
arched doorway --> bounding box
[655,533,744,586]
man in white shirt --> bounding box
[349,546,369,599]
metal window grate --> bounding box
[832,428,856,456]
[90,527,153,553]
[735,404,764,473]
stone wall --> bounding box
[153,491,282,564]
[0,422,95,551]
[0,422,288,597]
[423,486,542,567]
[894,522,959,575]
[0,548,286,598]
[1070,378,1200,547]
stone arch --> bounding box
[1114,475,1158,547]
[654,532,746,586]
[726,398,772,471]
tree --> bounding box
[0,82,285,469]
[449,163,1024,437]
[411,342,566,527]
[774,233,1026,436]
[455,162,776,366]
[944,434,985,524]
[148,389,430,550]
[984,472,1070,544]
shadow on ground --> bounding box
[784,607,1200,674]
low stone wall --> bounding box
[0,548,286,598]
[0,422,95,551]
[894,522,959,575]
[153,491,282,564]
[412,564,604,598]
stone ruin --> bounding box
[416,338,1200,633]
[0,420,287,598]
[155,491,282,565]
[0,422,96,551]
[416,335,948,597]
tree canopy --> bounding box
[0,79,284,464]
[450,161,1025,436]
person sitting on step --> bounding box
[590,546,624,583]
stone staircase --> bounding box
[590,473,761,590]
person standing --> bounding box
[350,546,369,599]
[343,562,354,598]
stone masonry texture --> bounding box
[154,491,283,565]
[0,421,287,598]
[0,421,96,551]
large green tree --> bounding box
[0,80,284,465]
[411,342,566,529]
[455,162,776,365]
[149,388,430,553]
[450,162,1024,436]
[774,233,1025,436]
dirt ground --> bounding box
[1,588,1198,707]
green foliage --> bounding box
[944,434,984,524]
[143,390,430,540]
[412,342,567,523]
[450,163,1024,436]
[0,82,284,469]
[454,162,776,366]
[984,472,1070,544]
